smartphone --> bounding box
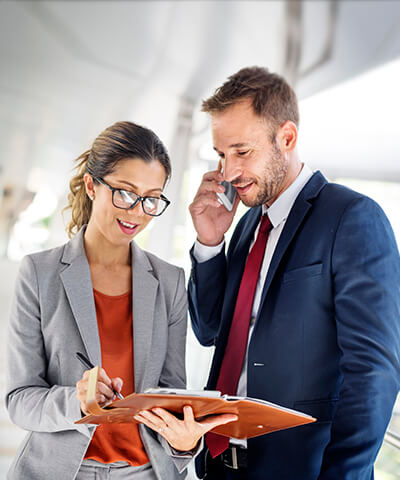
[216,179,237,211]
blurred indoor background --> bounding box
[0,1,399,478]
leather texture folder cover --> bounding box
[75,366,316,439]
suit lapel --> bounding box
[59,228,102,367]
[131,242,159,393]
[257,171,328,317]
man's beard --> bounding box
[235,143,288,208]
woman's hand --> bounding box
[76,367,123,415]
[134,406,238,452]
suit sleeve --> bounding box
[5,255,92,438]
[319,197,400,479]
[188,246,227,346]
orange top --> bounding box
[84,289,149,466]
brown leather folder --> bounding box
[75,366,316,439]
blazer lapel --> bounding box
[59,228,102,367]
[131,242,159,393]
[257,171,328,316]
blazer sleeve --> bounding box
[188,247,227,346]
[5,255,91,438]
[159,267,188,389]
[319,196,400,479]
[156,267,202,473]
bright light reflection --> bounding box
[7,189,58,261]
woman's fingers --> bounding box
[133,407,238,452]
[111,377,123,394]
[76,367,117,413]
[183,405,195,424]
[98,368,113,387]
[151,408,180,428]
[96,381,114,402]
[197,413,238,432]
[134,411,167,433]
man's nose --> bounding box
[223,156,242,183]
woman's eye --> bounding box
[238,150,249,156]
[120,190,134,200]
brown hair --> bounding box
[202,66,299,138]
[64,121,171,237]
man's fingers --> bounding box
[191,193,223,211]
[197,180,225,195]
[202,170,223,182]
[232,194,240,212]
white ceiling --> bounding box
[0,0,400,208]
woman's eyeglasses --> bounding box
[93,177,170,217]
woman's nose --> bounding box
[127,199,146,217]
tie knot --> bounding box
[259,214,272,234]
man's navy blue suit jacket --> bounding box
[188,172,400,480]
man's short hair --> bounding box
[202,66,299,136]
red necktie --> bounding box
[206,213,273,458]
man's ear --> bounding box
[277,121,298,152]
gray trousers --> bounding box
[76,460,158,480]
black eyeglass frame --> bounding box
[92,176,170,217]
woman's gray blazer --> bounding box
[5,227,190,479]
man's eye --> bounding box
[238,150,249,156]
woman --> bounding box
[5,121,235,480]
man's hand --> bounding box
[76,367,123,415]
[189,169,239,246]
[134,406,238,452]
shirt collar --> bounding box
[263,164,313,228]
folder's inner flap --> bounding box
[242,396,315,418]
[144,388,221,397]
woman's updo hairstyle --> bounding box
[64,121,171,237]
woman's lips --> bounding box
[117,218,138,235]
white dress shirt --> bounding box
[193,164,313,448]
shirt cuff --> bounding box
[193,239,225,263]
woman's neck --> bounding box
[84,223,131,267]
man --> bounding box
[188,66,400,479]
